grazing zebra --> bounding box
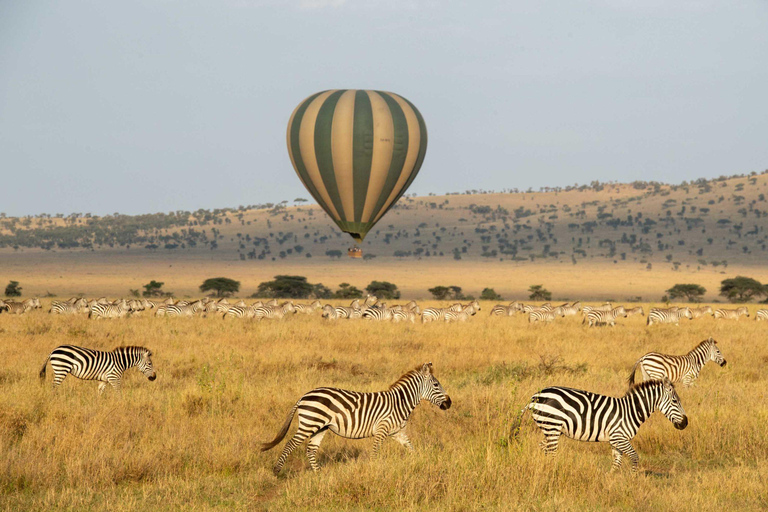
[714,307,749,321]
[254,302,296,320]
[89,300,131,319]
[584,306,627,327]
[756,309,768,321]
[262,362,451,474]
[39,345,157,393]
[625,306,645,317]
[628,337,727,387]
[510,378,687,472]
[403,300,420,314]
[321,304,338,320]
[646,307,692,326]
[392,308,418,323]
[690,306,713,319]
[295,300,322,314]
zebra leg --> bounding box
[305,428,328,472]
[610,437,639,472]
[540,429,561,456]
[392,430,415,452]
[52,370,68,390]
[98,382,108,394]
[371,427,390,457]
[107,375,122,393]
[611,446,623,471]
[274,426,314,475]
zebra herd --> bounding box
[510,337,727,472]
[0,298,41,314]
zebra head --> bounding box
[418,363,452,410]
[706,338,727,367]
[657,378,688,430]
[681,307,693,319]
[137,348,157,381]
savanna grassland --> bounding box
[2,301,767,511]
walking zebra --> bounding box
[392,308,418,323]
[444,306,475,323]
[528,307,565,324]
[558,302,582,317]
[39,345,156,393]
[50,300,89,315]
[714,307,749,320]
[625,306,645,318]
[690,306,713,319]
[295,300,322,314]
[646,307,692,326]
[262,362,451,474]
[89,300,131,319]
[628,337,726,387]
[584,306,627,327]
[3,299,36,315]
[363,307,394,321]
[756,309,768,321]
[421,306,454,323]
[509,378,687,472]
[321,304,338,320]
[254,301,296,320]
[490,304,517,316]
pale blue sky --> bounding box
[1,1,767,216]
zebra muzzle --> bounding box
[440,396,452,410]
[675,416,688,430]
[148,373,157,381]
[720,360,727,367]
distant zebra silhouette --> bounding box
[510,378,687,472]
[295,301,322,314]
[584,306,627,327]
[714,307,749,320]
[628,337,726,387]
[262,363,451,473]
[646,307,692,326]
[690,306,713,319]
[39,345,156,393]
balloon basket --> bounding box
[348,247,363,259]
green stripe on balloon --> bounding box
[367,91,410,227]
[352,90,373,224]
[288,92,327,216]
[313,90,347,221]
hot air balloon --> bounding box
[286,89,427,244]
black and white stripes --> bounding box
[39,344,156,393]
[628,338,727,387]
[262,363,451,473]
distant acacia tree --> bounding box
[480,288,502,301]
[719,276,767,303]
[528,285,552,301]
[666,284,706,303]
[257,275,329,299]
[326,250,343,259]
[365,281,400,300]
[4,280,21,297]
[142,280,168,298]
[428,285,465,301]
[335,283,363,299]
[200,277,240,298]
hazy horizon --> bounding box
[2,1,767,217]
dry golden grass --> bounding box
[1,301,767,511]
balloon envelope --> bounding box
[286,90,427,242]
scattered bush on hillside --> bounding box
[428,286,465,301]
[142,280,169,298]
[334,283,363,299]
[256,275,331,299]
[480,288,503,301]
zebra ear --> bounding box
[421,362,433,375]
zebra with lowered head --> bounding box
[646,307,692,326]
[510,378,687,472]
[714,307,749,320]
[262,362,451,474]
[39,344,156,393]
[628,337,726,387]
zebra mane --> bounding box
[694,337,716,350]
[113,346,152,356]
[388,366,430,390]
[624,378,665,397]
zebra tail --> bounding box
[39,355,50,381]
[509,402,532,440]
[627,359,640,386]
[261,401,300,452]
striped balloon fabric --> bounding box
[286,90,428,242]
